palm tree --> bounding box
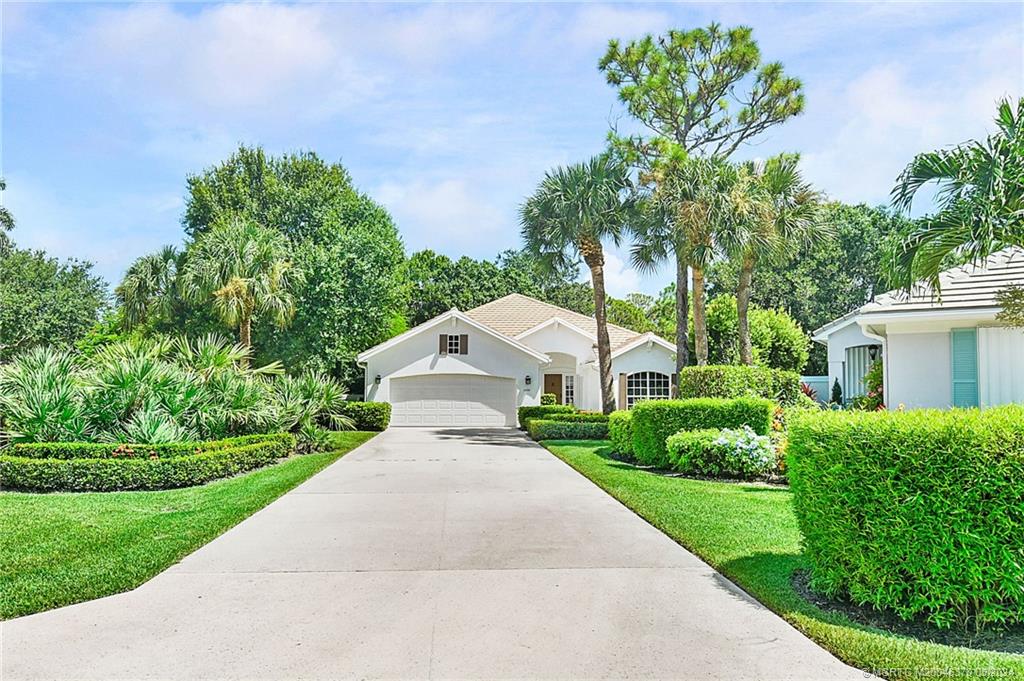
[731,155,823,365]
[179,218,302,360]
[520,155,636,414]
[639,157,744,366]
[888,97,1024,291]
[116,245,185,329]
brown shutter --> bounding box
[439,334,447,355]
[459,334,468,355]
[618,373,628,409]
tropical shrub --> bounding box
[631,397,774,468]
[526,419,609,441]
[678,365,802,405]
[849,360,884,411]
[0,433,296,492]
[787,407,1024,631]
[540,393,557,405]
[336,401,391,431]
[0,336,356,446]
[666,426,775,479]
[517,404,575,429]
[608,410,633,457]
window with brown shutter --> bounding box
[439,334,448,355]
[459,334,468,355]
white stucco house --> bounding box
[813,247,1024,409]
[357,293,676,426]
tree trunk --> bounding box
[692,266,709,366]
[737,255,755,365]
[582,241,616,414]
[239,315,252,368]
[675,252,689,373]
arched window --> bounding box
[626,371,670,408]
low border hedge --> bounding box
[631,397,774,468]
[527,419,609,441]
[678,365,802,405]
[337,401,391,431]
[608,410,633,457]
[1,434,297,492]
[517,404,575,429]
[11,434,289,460]
[788,407,1024,631]
[666,427,775,480]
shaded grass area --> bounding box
[1,431,376,620]
[544,440,1024,681]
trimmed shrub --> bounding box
[517,404,575,429]
[539,412,609,423]
[11,434,290,460]
[666,426,775,479]
[337,401,391,431]
[1,434,297,492]
[787,407,1024,631]
[631,397,774,468]
[540,393,557,405]
[608,410,633,457]
[527,419,609,441]
[678,365,802,405]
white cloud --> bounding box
[601,250,641,298]
[566,5,669,49]
[374,178,512,256]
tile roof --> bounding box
[865,246,1024,313]
[814,246,1024,337]
[465,293,644,350]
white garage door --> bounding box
[390,374,516,427]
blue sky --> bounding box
[2,1,1020,296]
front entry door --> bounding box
[543,374,563,403]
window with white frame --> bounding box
[626,371,670,408]
[563,374,575,406]
[446,334,462,354]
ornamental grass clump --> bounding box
[787,406,1024,632]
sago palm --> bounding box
[888,97,1024,291]
[732,155,823,365]
[179,218,302,360]
[520,154,637,414]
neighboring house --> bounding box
[813,247,1024,409]
[357,293,676,426]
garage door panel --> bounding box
[391,375,516,427]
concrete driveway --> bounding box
[2,428,865,680]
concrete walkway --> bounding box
[2,428,865,680]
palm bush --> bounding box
[0,335,353,446]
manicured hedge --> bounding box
[12,433,288,460]
[517,404,575,429]
[526,419,609,441]
[1,434,297,492]
[678,365,802,405]
[608,410,633,457]
[540,393,557,405]
[337,401,391,431]
[541,412,609,423]
[788,407,1024,631]
[666,427,775,480]
[630,397,774,468]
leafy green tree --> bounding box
[179,218,302,359]
[181,145,406,382]
[0,178,13,253]
[702,294,808,372]
[521,154,637,414]
[707,202,910,374]
[606,297,655,334]
[888,98,1024,291]
[601,23,804,370]
[731,155,824,365]
[0,247,107,361]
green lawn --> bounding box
[544,440,1024,681]
[0,431,376,620]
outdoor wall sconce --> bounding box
[868,346,878,361]
[375,374,382,385]
[525,375,532,386]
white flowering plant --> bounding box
[667,425,776,480]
